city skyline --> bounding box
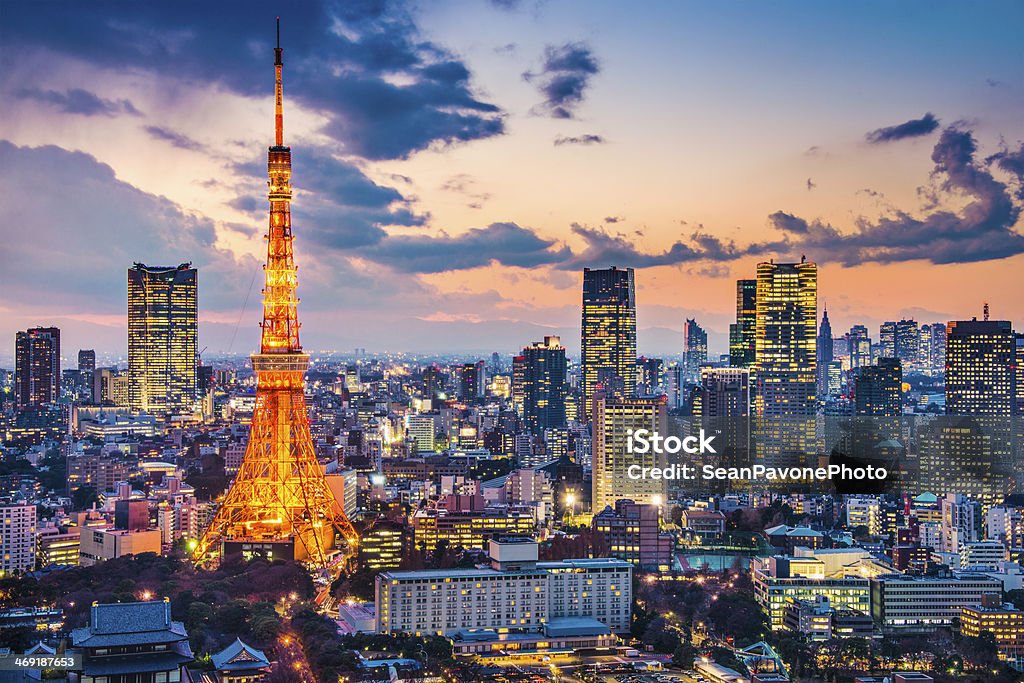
[3,1,1024,361]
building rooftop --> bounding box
[538,558,632,569]
[379,567,542,581]
[543,617,612,637]
[211,637,271,672]
[72,600,188,648]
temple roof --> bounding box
[211,638,271,671]
[72,601,189,648]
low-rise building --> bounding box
[680,509,727,538]
[79,527,162,566]
[592,500,673,570]
[960,600,1024,671]
[411,507,535,551]
[375,538,631,638]
[752,556,870,631]
[869,572,1002,632]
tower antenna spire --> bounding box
[274,17,284,146]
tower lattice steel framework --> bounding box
[195,21,358,567]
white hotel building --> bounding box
[375,538,631,638]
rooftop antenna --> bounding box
[983,302,990,321]
[273,17,284,147]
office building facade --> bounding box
[591,397,668,512]
[581,267,637,421]
[127,263,198,414]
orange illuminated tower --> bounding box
[195,20,357,567]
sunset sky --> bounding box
[2,1,1023,364]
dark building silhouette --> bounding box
[518,336,567,432]
[15,326,60,408]
[729,278,757,368]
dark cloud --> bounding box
[524,43,599,119]
[557,224,766,270]
[0,140,251,311]
[553,134,606,146]
[603,216,623,224]
[987,142,1024,199]
[15,87,141,117]
[4,1,504,160]
[866,112,940,144]
[229,146,427,249]
[359,222,571,273]
[986,78,1005,88]
[768,127,1024,265]
[144,125,205,151]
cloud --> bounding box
[553,134,606,146]
[767,127,1024,265]
[987,142,1024,199]
[524,42,599,119]
[3,1,504,161]
[557,224,767,270]
[603,216,623,224]
[144,125,205,151]
[14,87,141,117]
[0,140,251,313]
[440,174,491,208]
[358,222,571,273]
[865,112,940,144]
[229,146,428,250]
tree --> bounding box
[672,639,696,669]
[71,486,99,510]
[958,630,999,671]
[707,592,767,646]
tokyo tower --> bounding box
[195,20,358,567]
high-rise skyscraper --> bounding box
[422,365,443,399]
[895,319,920,364]
[847,325,872,369]
[879,321,896,359]
[519,336,567,433]
[78,349,96,373]
[592,397,667,512]
[195,22,356,567]
[682,318,708,383]
[696,367,750,417]
[581,267,637,420]
[854,358,902,417]
[753,259,817,465]
[729,279,757,368]
[817,306,834,397]
[127,263,197,414]
[920,322,947,372]
[458,361,486,402]
[637,357,664,396]
[1016,334,1024,417]
[945,319,1015,416]
[15,327,60,408]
